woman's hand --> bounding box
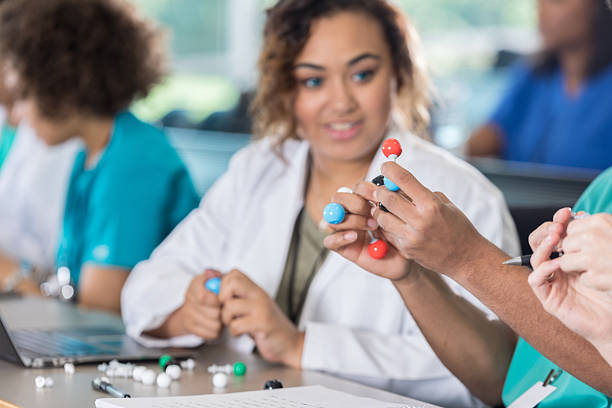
[148,269,224,339]
[370,162,490,279]
[323,181,416,282]
[528,214,612,360]
[528,207,574,260]
[219,270,304,368]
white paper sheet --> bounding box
[95,385,429,408]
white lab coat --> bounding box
[122,130,520,408]
[0,111,80,274]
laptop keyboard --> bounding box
[11,329,116,357]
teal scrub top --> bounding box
[57,111,199,287]
[502,166,612,407]
[0,122,17,172]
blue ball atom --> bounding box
[323,203,345,224]
[383,177,400,192]
[205,277,221,294]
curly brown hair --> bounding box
[252,0,432,149]
[0,0,166,119]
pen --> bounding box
[503,251,561,267]
[92,377,131,398]
[504,212,590,267]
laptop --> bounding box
[0,296,193,368]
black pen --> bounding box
[92,377,131,398]
[503,251,561,267]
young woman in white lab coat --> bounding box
[122,1,519,406]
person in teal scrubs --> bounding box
[0,0,198,314]
[500,168,612,407]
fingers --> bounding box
[374,187,417,224]
[327,214,377,232]
[527,259,559,302]
[380,162,433,206]
[221,298,251,325]
[226,316,258,338]
[183,276,223,339]
[528,222,553,252]
[558,252,588,274]
[323,231,359,251]
[198,303,222,323]
[184,304,223,340]
[186,274,220,307]
[201,290,221,307]
[434,191,452,204]
[353,181,377,202]
[566,213,609,236]
[218,269,254,303]
[327,188,377,231]
[561,230,591,254]
[563,214,612,255]
[530,230,562,270]
[371,206,411,238]
[330,191,372,216]
[200,274,223,307]
[553,207,573,229]
[204,268,222,280]
[528,208,572,252]
[190,325,222,340]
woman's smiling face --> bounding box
[293,11,396,164]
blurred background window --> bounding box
[396,0,538,150]
[128,0,538,145]
[127,0,598,252]
[129,0,262,126]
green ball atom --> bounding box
[159,354,172,369]
[233,361,246,376]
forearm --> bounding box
[393,266,515,405]
[144,308,186,338]
[0,251,19,288]
[78,265,129,314]
[455,239,612,395]
[0,252,41,295]
[465,124,503,157]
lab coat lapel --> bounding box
[246,139,311,298]
[227,139,310,353]
[298,251,351,328]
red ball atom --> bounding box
[368,239,388,259]
[381,138,402,159]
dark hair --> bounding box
[0,0,166,119]
[251,0,431,148]
[533,0,612,77]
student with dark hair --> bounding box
[0,0,79,294]
[0,0,199,313]
[467,0,612,171]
